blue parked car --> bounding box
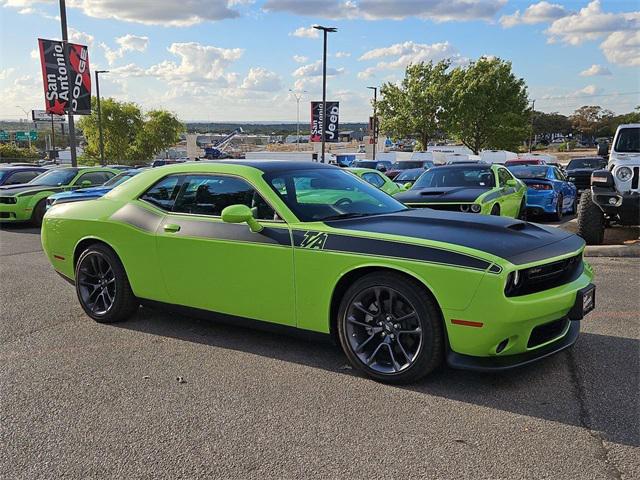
[0,166,46,186]
[508,164,577,220]
[46,168,144,209]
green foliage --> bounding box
[78,98,184,164]
[532,111,572,139]
[570,105,614,139]
[377,60,451,149]
[0,143,39,161]
[447,57,530,154]
[558,141,577,152]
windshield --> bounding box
[614,127,639,153]
[352,161,378,169]
[567,158,606,170]
[509,165,549,179]
[103,170,139,187]
[391,161,431,170]
[264,168,407,222]
[0,169,10,182]
[413,166,494,189]
[29,168,78,186]
[396,169,424,182]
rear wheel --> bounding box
[577,191,605,245]
[553,195,563,221]
[337,272,443,384]
[30,199,47,227]
[75,244,139,323]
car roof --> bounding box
[432,163,492,170]
[346,167,382,174]
[0,165,45,170]
[186,160,337,174]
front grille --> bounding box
[632,167,639,190]
[528,318,569,348]
[505,254,583,297]
[0,197,17,204]
[568,173,591,190]
[408,203,462,211]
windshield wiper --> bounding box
[322,212,372,221]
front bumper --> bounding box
[447,320,579,371]
[0,202,30,222]
[592,187,640,225]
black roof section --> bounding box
[216,160,338,173]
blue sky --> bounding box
[1,1,638,122]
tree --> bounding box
[78,98,184,164]
[447,57,529,154]
[570,105,614,139]
[377,60,451,149]
[532,111,572,141]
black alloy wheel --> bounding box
[75,244,139,323]
[338,272,443,384]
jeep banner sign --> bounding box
[38,38,91,116]
[310,101,339,143]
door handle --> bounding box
[163,223,181,233]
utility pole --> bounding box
[59,0,77,167]
[313,25,337,163]
[529,99,536,153]
[289,89,307,151]
[367,86,378,161]
[50,113,55,158]
[15,106,32,149]
[95,70,109,165]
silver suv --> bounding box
[577,124,640,244]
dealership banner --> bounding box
[310,101,339,143]
[38,38,91,116]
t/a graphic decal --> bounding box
[300,231,328,250]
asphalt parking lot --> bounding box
[1,225,638,479]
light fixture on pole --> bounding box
[313,25,337,163]
[367,86,378,161]
[95,70,109,166]
[58,0,78,167]
[288,89,307,151]
[15,106,32,149]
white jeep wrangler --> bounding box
[577,124,640,244]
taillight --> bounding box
[529,183,552,190]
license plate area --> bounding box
[568,284,596,320]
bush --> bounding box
[0,143,40,161]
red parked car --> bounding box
[504,158,547,167]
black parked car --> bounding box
[0,166,46,186]
[565,157,608,195]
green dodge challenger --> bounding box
[42,161,595,383]
[395,163,527,218]
[0,167,118,225]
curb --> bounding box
[584,244,640,258]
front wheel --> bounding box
[577,191,605,245]
[517,198,527,221]
[30,199,47,227]
[490,204,500,216]
[75,244,139,323]
[337,272,444,384]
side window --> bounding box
[172,175,276,221]
[5,171,41,184]
[76,172,112,186]
[362,172,385,188]
[140,175,182,210]
[554,168,566,181]
[498,168,511,187]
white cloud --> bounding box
[265,0,507,21]
[357,41,465,79]
[579,64,612,77]
[600,30,640,67]
[292,60,345,77]
[292,54,308,63]
[500,1,568,28]
[334,51,351,58]
[69,28,94,48]
[101,34,149,65]
[0,68,16,80]
[30,49,39,59]
[545,1,639,46]
[289,26,319,38]
[241,67,282,91]
[574,85,603,96]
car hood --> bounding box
[324,208,583,265]
[0,183,61,196]
[395,187,489,203]
[566,168,596,175]
[53,186,112,198]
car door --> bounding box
[154,173,296,326]
[73,171,114,188]
[553,167,573,210]
[496,167,519,216]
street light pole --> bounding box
[15,106,32,149]
[313,25,336,163]
[59,0,77,167]
[288,89,307,151]
[529,99,536,153]
[95,70,109,166]
[367,86,378,161]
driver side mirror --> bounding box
[221,204,263,233]
[403,182,413,190]
[81,180,92,187]
[376,164,387,172]
[506,179,518,187]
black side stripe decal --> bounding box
[174,220,291,246]
[111,203,164,232]
[292,231,491,271]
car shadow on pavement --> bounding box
[118,307,639,448]
[0,223,41,235]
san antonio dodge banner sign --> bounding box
[38,38,91,116]
[310,101,339,143]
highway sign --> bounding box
[32,109,66,123]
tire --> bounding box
[517,198,527,221]
[75,243,139,323]
[577,191,605,245]
[30,199,47,227]
[490,204,500,216]
[553,195,563,221]
[337,272,444,384]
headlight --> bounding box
[470,204,481,213]
[616,167,633,182]
[459,204,470,212]
[504,270,522,296]
[568,176,576,181]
